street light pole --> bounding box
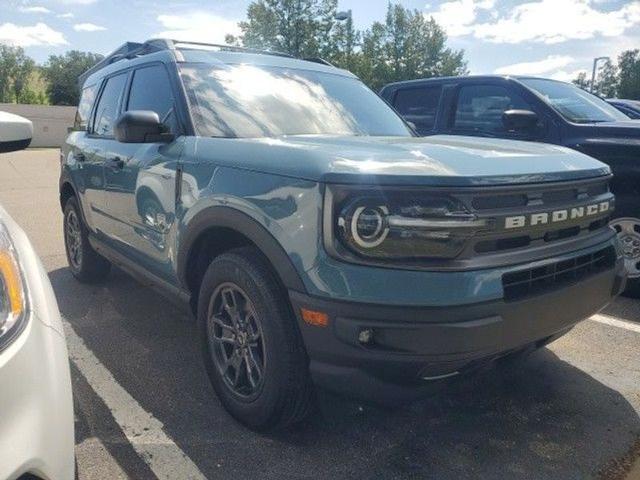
[590,56,609,93]
[335,10,353,69]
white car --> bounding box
[0,115,74,479]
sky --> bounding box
[1,0,639,81]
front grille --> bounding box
[502,246,616,301]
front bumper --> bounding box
[0,214,74,480]
[290,240,626,402]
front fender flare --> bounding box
[177,206,307,293]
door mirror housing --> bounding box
[115,111,173,143]
[0,111,33,153]
[502,109,539,133]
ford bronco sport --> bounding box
[60,39,625,431]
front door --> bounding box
[98,63,182,282]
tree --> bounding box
[227,0,338,58]
[572,71,589,90]
[43,51,103,105]
[0,45,35,103]
[355,4,467,90]
[594,59,618,98]
[617,49,640,100]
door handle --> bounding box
[106,156,124,171]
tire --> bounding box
[63,197,111,283]
[197,246,314,431]
[610,198,640,298]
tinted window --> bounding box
[520,78,628,123]
[75,84,98,131]
[180,64,411,138]
[127,65,176,131]
[393,86,442,133]
[93,73,127,137]
[454,84,530,134]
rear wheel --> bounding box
[63,197,111,283]
[197,247,314,431]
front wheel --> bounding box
[610,216,640,298]
[197,247,314,431]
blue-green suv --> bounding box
[60,39,625,430]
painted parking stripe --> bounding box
[63,319,207,480]
[590,314,640,334]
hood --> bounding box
[189,135,610,187]
[573,120,640,143]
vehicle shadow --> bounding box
[49,266,640,480]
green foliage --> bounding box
[573,51,640,100]
[354,4,467,90]
[43,51,104,106]
[617,49,640,100]
[229,1,468,90]
[0,45,35,103]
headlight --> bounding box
[323,186,492,265]
[0,220,27,350]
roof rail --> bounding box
[77,38,335,88]
[303,57,335,67]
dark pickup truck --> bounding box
[380,76,640,295]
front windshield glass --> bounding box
[180,63,412,138]
[520,78,629,124]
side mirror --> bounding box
[0,112,33,153]
[502,109,539,133]
[115,111,173,143]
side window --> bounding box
[92,73,127,137]
[75,84,98,131]
[127,65,176,132]
[393,86,442,134]
[453,84,531,135]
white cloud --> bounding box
[73,22,106,32]
[19,6,51,14]
[56,0,97,4]
[156,12,241,44]
[426,0,495,36]
[549,69,587,82]
[57,12,75,19]
[0,22,67,47]
[494,55,574,75]
[473,0,640,44]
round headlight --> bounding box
[349,205,389,248]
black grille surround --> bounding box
[502,246,616,301]
[439,175,616,270]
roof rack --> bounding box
[77,38,298,87]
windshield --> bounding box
[520,78,629,124]
[180,63,412,138]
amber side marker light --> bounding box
[0,251,24,318]
[301,308,329,327]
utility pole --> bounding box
[590,56,609,93]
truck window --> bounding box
[75,84,98,131]
[393,86,442,134]
[453,84,531,135]
[127,64,177,132]
[92,73,128,137]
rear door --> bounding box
[84,71,129,234]
[390,85,443,135]
[98,63,183,282]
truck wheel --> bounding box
[610,210,640,298]
[197,246,314,431]
[63,197,111,283]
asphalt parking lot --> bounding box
[1,148,639,480]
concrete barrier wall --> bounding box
[0,104,76,148]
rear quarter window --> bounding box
[74,84,98,131]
